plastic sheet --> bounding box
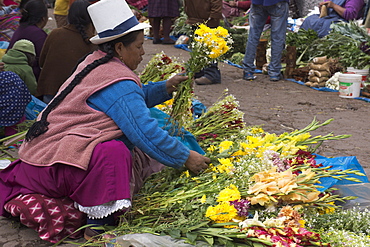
[333,183,370,210]
[149,107,205,155]
[25,95,47,120]
[314,155,369,192]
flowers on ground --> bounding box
[111,114,367,246]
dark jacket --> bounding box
[184,0,222,28]
[37,24,97,96]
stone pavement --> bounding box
[0,216,85,246]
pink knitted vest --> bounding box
[19,50,141,170]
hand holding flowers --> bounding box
[170,24,232,132]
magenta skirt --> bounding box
[0,140,133,217]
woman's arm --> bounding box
[88,80,190,168]
[321,0,364,20]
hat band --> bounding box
[98,16,140,39]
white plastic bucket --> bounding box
[338,73,362,98]
[346,67,369,88]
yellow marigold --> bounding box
[218,140,233,153]
[246,136,264,149]
[205,202,238,223]
[215,26,228,37]
[231,150,247,156]
[217,184,241,202]
[216,158,234,173]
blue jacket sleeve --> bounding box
[88,80,189,168]
[142,80,172,107]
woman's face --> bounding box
[115,32,145,70]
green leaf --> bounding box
[168,229,181,239]
[186,232,198,244]
[202,235,214,246]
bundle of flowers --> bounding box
[100,118,367,246]
[188,92,245,148]
[139,51,184,84]
[170,24,233,131]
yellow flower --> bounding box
[205,202,238,223]
[181,170,190,178]
[231,150,247,156]
[207,145,216,152]
[250,127,264,134]
[216,158,234,173]
[200,195,207,204]
[218,140,233,153]
[217,184,241,202]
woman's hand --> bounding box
[320,0,334,8]
[0,62,4,72]
[184,150,210,175]
[166,74,189,94]
[320,0,345,18]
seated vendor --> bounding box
[300,0,365,37]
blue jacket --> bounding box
[88,79,190,169]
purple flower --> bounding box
[230,199,250,217]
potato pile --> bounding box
[305,56,331,88]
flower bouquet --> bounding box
[189,91,245,149]
[170,24,232,133]
[139,51,184,84]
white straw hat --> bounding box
[88,0,151,45]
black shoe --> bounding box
[162,39,175,45]
[195,77,221,85]
[153,38,162,44]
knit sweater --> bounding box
[1,49,37,95]
[19,50,141,170]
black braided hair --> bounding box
[68,0,93,44]
[25,29,143,142]
[20,0,47,27]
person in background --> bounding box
[227,0,251,12]
[227,1,271,24]
[242,0,288,82]
[1,39,37,95]
[38,0,97,103]
[8,0,48,81]
[0,0,210,243]
[0,70,32,137]
[184,0,223,85]
[53,0,70,27]
[147,0,179,44]
[300,0,365,38]
[0,0,24,42]
[126,0,147,10]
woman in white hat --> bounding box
[0,0,210,242]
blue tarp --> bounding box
[149,107,205,155]
[315,154,369,191]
